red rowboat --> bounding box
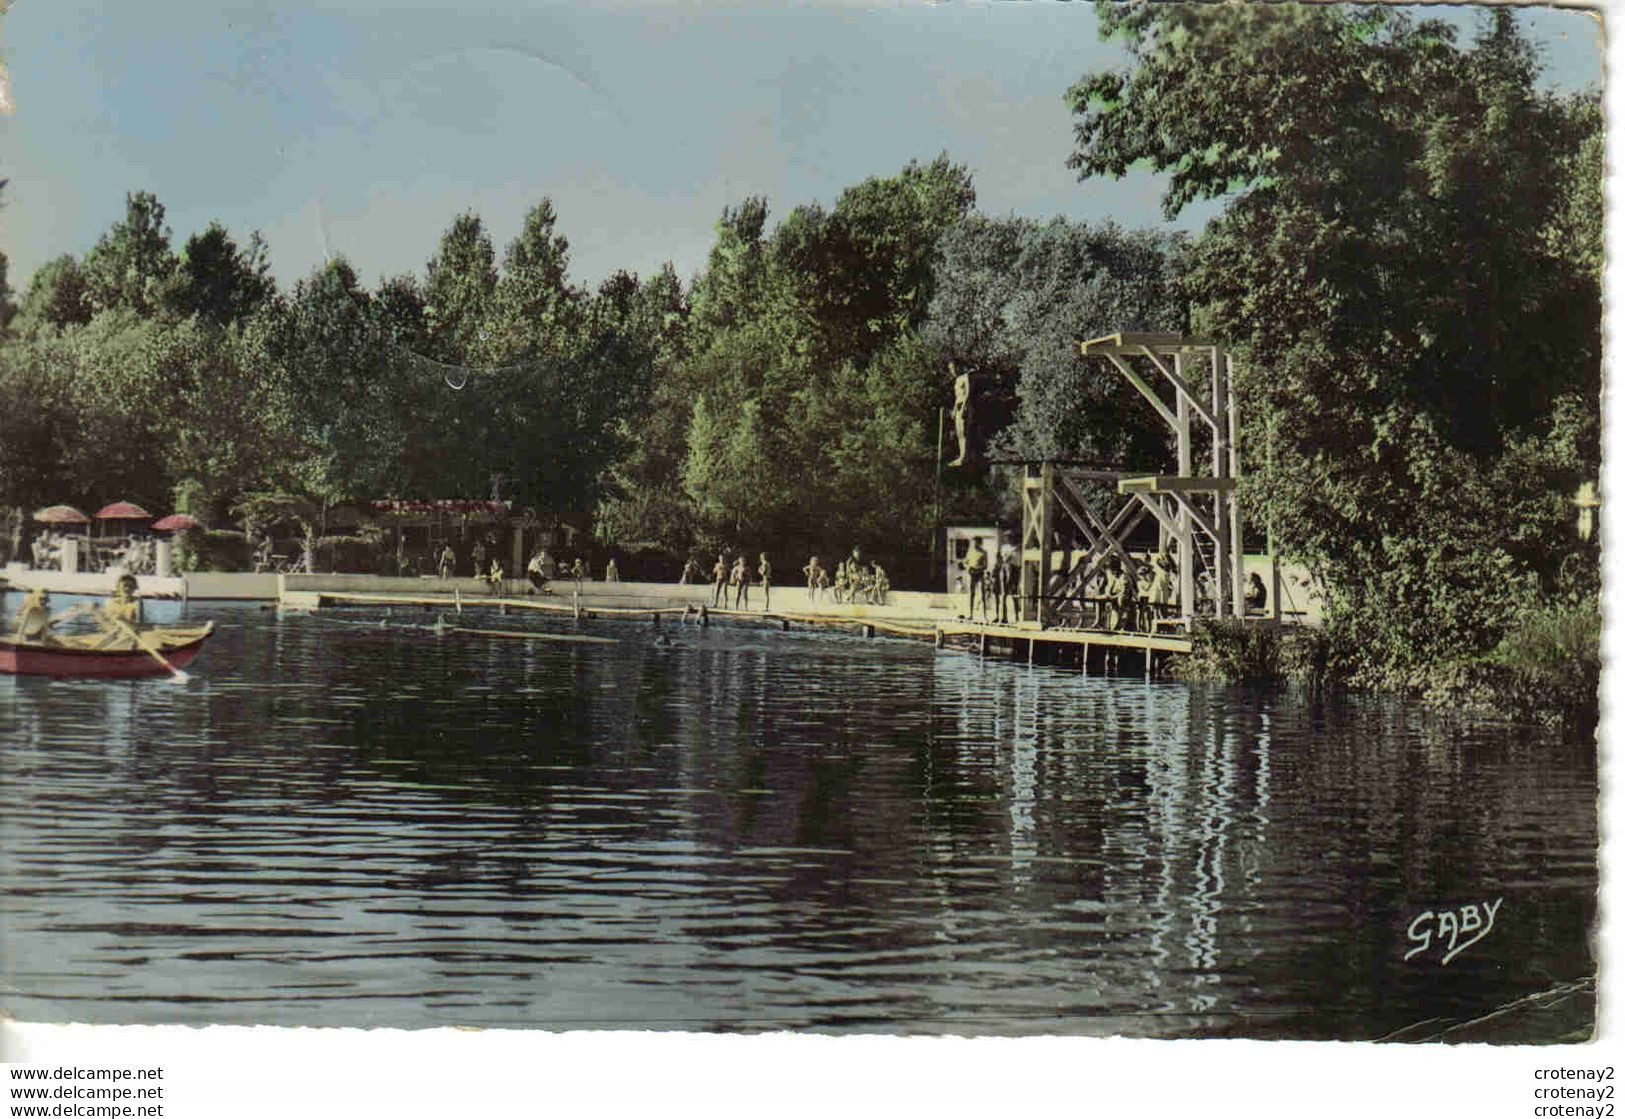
[0,622,215,678]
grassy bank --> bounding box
[1175,603,1600,737]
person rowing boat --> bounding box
[13,588,57,643]
[10,575,143,649]
[89,574,142,647]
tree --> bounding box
[11,255,93,336]
[164,224,275,325]
[0,251,14,337]
[0,177,12,335]
[422,213,497,366]
[652,160,979,562]
[484,199,582,365]
[594,265,695,554]
[0,339,83,510]
[926,215,1188,466]
[688,197,770,345]
[259,259,414,503]
[1069,3,1602,672]
[82,191,177,317]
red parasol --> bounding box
[33,504,91,526]
[151,513,201,532]
[95,501,153,520]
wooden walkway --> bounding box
[935,620,1192,678]
[935,620,1193,654]
[278,589,940,641]
[279,588,1191,675]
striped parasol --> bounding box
[151,513,201,533]
[95,501,153,521]
[33,504,91,526]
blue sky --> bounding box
[0,1,1604,294]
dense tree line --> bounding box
[0,157,1181,582]
[0,4,1600,703]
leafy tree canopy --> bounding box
[1069,2,1601,670]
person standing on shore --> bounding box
[731,554,751,609]
[758,553,772,611]
[994,531,1017,624]
[964,537,988,622]
[803,556,823,603]
[526,549,551,594]
[605,558,620,583]
[471,539,487,579]
[438,544,456,580]
[711,553,729,607]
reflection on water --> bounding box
[0,599,1596,1036]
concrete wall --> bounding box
[2,563,187,599]
[183,572,281,600]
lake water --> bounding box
[0,598,1597,1037]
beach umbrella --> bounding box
[151,513,201,533]
[94,500,153,539]
[33,504,90,526]
[94,501,152,520]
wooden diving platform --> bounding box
[1079,332,1220,355]
[1118,474,1236,495]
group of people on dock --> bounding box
[673,547,889,612]
[802,550,889,606]
[958,534,1020,625]
[692,553,774,610]
[956,533,1269,632]
[519,549,618,595]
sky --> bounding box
[0,1,1606,295]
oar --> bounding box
[109,615,189,682]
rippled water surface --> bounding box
[0,598,1596,1036]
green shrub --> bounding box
[315,534,382,574]
[1177,618,1284,683]
[1488,601,1601,734]
[189,529,250,572]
